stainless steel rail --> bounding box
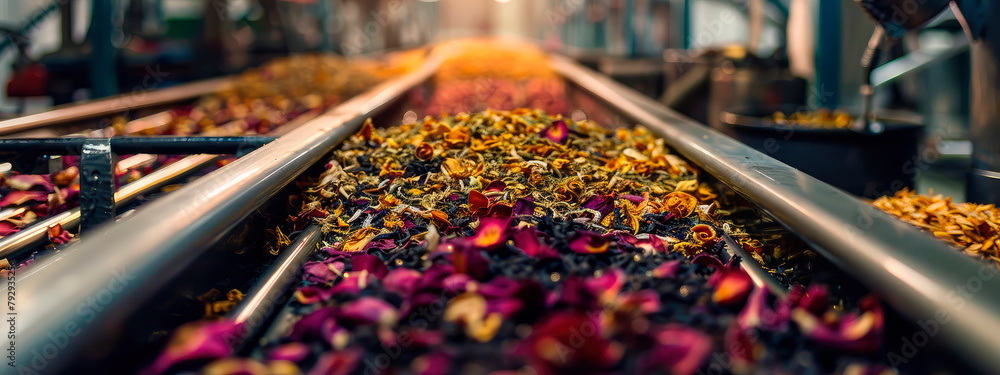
[550,55,1000,373]
[720,234,787,298]
[0,77,234,136]
[13,58,439,374]
[230,225,322,349]
[0,154,220,259]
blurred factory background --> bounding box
[0,0,983,200]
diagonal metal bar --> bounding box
[549,54,1000,374]
[13,56,440,374]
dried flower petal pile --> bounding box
[147,110,888,375]
[874,188,1000,267]
[0,53,415,254]
[427,40,567,115]
[427,77,568,116]
[770,109,853,129]
[126,54,405,137]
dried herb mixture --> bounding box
[146,110,889,375]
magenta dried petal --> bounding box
[712,268,753,306]
[383,268,422,297]
[485,179,507,192]
[48,227,73,245]
[267,342,310,362]
[451,244,491,280]
[651,260,682,279]
[303,261,342,284]
[294,285,335,304]
[796,284,830,315]
[411,351,452,375]
[61,155,80,168]
[486,297,523,318]
[617,194,645,204]
[339,296,398,327]
[584,268,625,303]
[328,271,370,295]
[4,174,53,191]
[308,347,363,375]
[363,237,398,252]
[619,290,661,314]
[607,231,639,246]
[512,198,536,216]
[786,284,805,305]
[467,217,510,250]
[478,276,521,298]
[328,278,362,296]
[557,276,600,310]
[400,217,417,230]
[542,120,570,144]
[545,290,559,308]
[418,263,456,290]
[140,320,241,375]
[581,194,615,217]
[792,296,884,353]
[484,203,513,219]
[523,311,620,374]
[289,307,338,342]
[511,226,559,259]
[0,190,49,207]
[568,231,609,254]
[57,185,79,201]
[323,247,354,259]
[442,273,477,294]
[351,254,389,279]
[468,190,490,213]
[0,222,19,236]
[738,286,791,332]
[724,321,759,371]
[638,325,713,375]
[635,234,673,253]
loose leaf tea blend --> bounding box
[427,40,568,115]
[0,53,417,257]
[874,188,1000,267]
[147,110,889,375]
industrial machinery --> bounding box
[853,0,997,203]
[0,1,998,375]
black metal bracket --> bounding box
[79,139,115,232]
[0,136,275,234]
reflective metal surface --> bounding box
[230,225,322,349]
[13,57,439,374]
[0,154,219,259]
[0,136,275,155]
[0,77,233,136]
[550,54,1000,374]
[871,33,971,88]
[968,2,1000,204]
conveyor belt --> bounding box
[11,52,1000,374]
